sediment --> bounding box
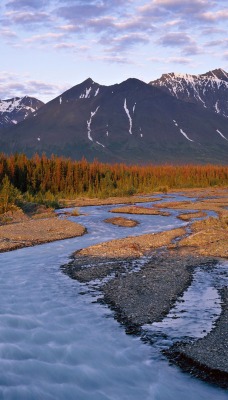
[104,217,139,227]
[63,246,216,329]
[74,227,186,258]
[166,287,228,388]
[0,218,86,252]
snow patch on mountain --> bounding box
[216,129,228,141]
[80,87,92,99]
[150,68,228,118]
[87,106,100,141]
[173,120,194,142]
[180,128,194,142]
[96,141,105,148]
[124,99,133,135]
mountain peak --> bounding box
[82,77,96,85]
[201,68,228,82]
[1,73,228,165]
[0,96,44,128]
[150,68,228,118]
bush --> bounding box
[0,176,22,213]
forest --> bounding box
[0,152,227,212]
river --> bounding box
[0,194,227,399]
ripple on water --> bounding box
[0,198,227,399]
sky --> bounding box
[0,0,227,102]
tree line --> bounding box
[0,153,227,211]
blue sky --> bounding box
[0,0,227,102]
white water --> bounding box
[0,196,227,399]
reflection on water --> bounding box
[0,198,227,399]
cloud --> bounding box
[6,0,47,10]
[200,9,228,22]
[54,42,77,49]
[56,4,107,22]
[54,42,89,51]
[0,71,67,102]
[148,55,192,64]
[158,32,193,47]
[5,10,51,25]
[0,27,17,38]
[168,56,192,64]
[101,33,150,52]
[157,31,204,57]
[139,0,209,19]
[182,44,202,56]
[204,39,228,47]
[201,27,226,35]
[24,32,65,43]
[1,0,227,71]
[86,16,115,33]
[163,18,183,27]
[88,54,134,64]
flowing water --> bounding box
[0,196,227,399]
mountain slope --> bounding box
[150,68,228,118]
[0,78,227,164]
[0,96,44,128]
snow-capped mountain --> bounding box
[150,68,228,118]
[1,77,227,164]
[0,96,44,128]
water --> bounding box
[0,199,227,399]
[144,262,228,344]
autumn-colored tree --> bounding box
[0,175,21,213]
[0,153,227,204]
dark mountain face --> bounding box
[150,68,228,119]
[0,96,44,128]
[0,77,227,164]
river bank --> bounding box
[62,187,227,388]
[166,287,228,388]
[0,206,86,252]
[0,186,227,399]
[63,235,227,387]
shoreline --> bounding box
[63,243,227,387]
[59,187,228,208]
[165,287,228,389]
[61,186,227,388]
[0,216,86,253]
[1,186,227,254]
[1,187,227,387]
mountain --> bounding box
[0,77,227,164]
[0,96,44,128]
[150,68,228,118]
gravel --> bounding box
[166,287,228,388]
[62,249,216,328]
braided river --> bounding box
[0,195,227,399]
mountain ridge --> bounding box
[0,73,227,165]
[0,96,44,128]
[150,68,228,118]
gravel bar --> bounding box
[165,287,228,388]
[62,250,216,330]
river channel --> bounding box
[0,194,227,399]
